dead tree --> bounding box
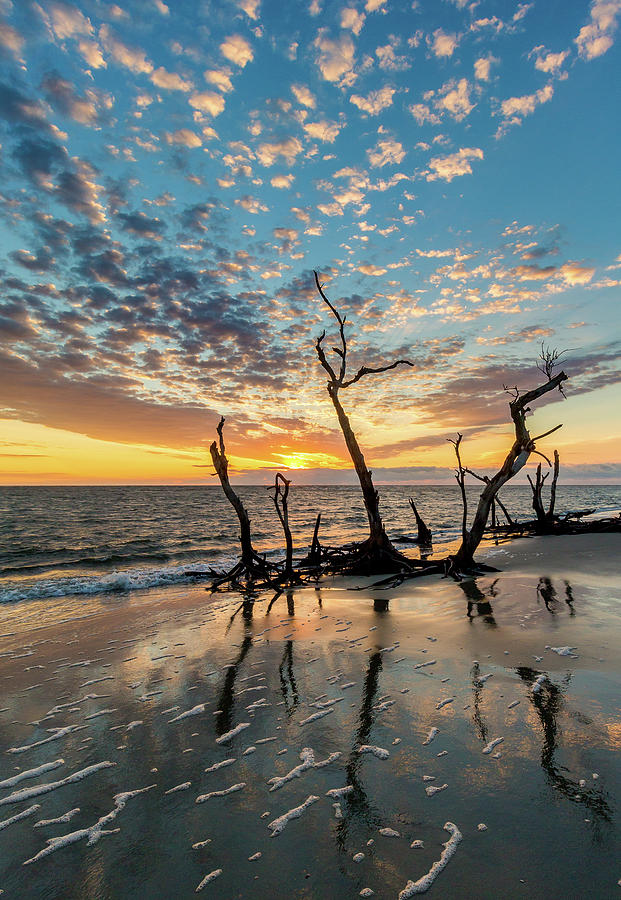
[209,416,276,589]
[269,472,294,580]
[449,353,568,573]
[527,449,560,527]
[409,499,433,545]
[313,270,414,573]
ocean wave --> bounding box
[0,558,238,605]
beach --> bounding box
[1,532,620,899]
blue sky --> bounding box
[0,0,620,483]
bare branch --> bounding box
[531,423,563,443]
[341,359,414,388]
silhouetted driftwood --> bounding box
[313,270,415,574]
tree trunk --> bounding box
[271,473,294,578]
[409,499,433,544]
[210,417,255,567]
[328,384,392,553]
[528,464,548,523]
[547,450,559,520]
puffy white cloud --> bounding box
[235,194,269,213]
[205,68,234,92]
[436,78,474,121]
[314,31,356,85]
[151,67,193,91]
[38,1,93,40]
[99,25,153,74]
[189,90,226,116]
[78,38,106,68]
[474,54,498,81]
[366,0,387,10]
[367,138,406,168]
[425,147,484,181]
[291,84,316,108]
[575,0,621,59]
[500,83,553,120]
[350,85,396,115]
[220,34,254,67]
[357,263,387,275]
[256,136,304,166]
[429,29,459,58]
[341,6,366,34]
[271,174,295,188]
[303,120,342,142]
[533,48,569,74]
[409,102,441,125]
[165,129,202,147]
[376,42,410,71]
[558,262,595,285]
[238,0,260,19]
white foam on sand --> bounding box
[423,728,438,746]
[299,708,334,727]
[0,804,41,831]
[398,822,462,897]
[195,783,245,804]
[204,758,236,773]
[216,723,250,744]
[23,784,156,865]
[357,745,389,759]
[195,869,222,891]
[34,807,80,828]
[169,704,206,723]
[482,737,504,755]
[268,747,314,791]
[0,758,64,789]
[268,795,319,836]
[7,725,86,755]
[0,761,115,806]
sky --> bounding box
[1,0,620,485]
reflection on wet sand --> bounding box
[215,634,253,737]
[460,577,498,627]
[536,577,576,615]
[335,651,384,852]
[278,640,299,715]
[516,666,612,834]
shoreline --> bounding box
[0,532,620,898]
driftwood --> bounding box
[313,270,415,574]
[448,350,569,572]
[409,499,433,545]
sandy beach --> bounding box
[1,532,620,899]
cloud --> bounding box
[77,39,106,69]
[164,128,202,147]
[575,0,621,60]
[424,147,483,181]
[474,54,498,81]
[238,0,260,18]
[99,25,153,74]
[533,48,569,75]
[220,34,254,67]
[341,7,366,34]
[409,102,441,125]
[314,31,356,85]
[291,84,316,108]
[205,68,233,92]
[428,29,459,58]
[256,136,303,166]
[41,73,101,125]
[0,22,24,56]
[558,262,596,285]
[271,174,295,188]
[38,1,93,40]
[476,325,555,345]
[54,159,106,224]
[376,41,410,71]
[118,210,165,240]
[303,119,342,142]
[350,85,396,115]
[357,263,387,276]
[435,77,474,121]
[189,90,226,116]
[498,83,553,132]
[151,67,193,91]
[367,138,406,168]
[366,0,387,10]
[235,194,269,213]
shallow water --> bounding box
[1,484,620,605]
[0,536,620,899]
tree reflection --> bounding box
[460,577,498,626]
[516,666,612,833]
[215,634,253,737]
[278,640,299,714]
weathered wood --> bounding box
[450,364,568,572]
[313,270,414,572]
[409,498,433,545]
[210,417,254,567]
[270,473,294,578]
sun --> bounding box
[278,454,309,470]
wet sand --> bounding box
[1,533,620,898]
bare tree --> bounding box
[313,271,414,571]
[209,417,275,588]
[409,498,433,545]
[527,449,561,527]
[269,472,294,580]
[449,354,568,572]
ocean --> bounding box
[1,484,620,606]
